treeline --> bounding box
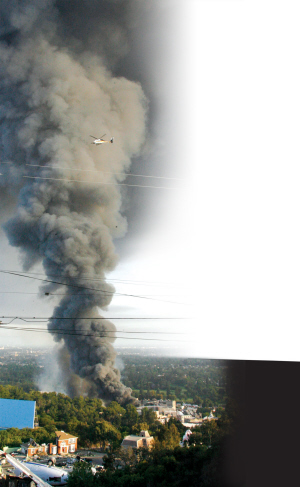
[0,384,183,450]
[0,363,38,392]
[67,414,236,487]
[0,383,239,485]
[69,446,225,487]
[0,383,233,451]
[121,356,228,405]
[0,355,228,405]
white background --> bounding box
[183,0,300,360]
[1,0,300,361]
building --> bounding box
[202,410,218,422]
[137,399,177,420]
[121,430,154,450]
[20,438,48,457]
[139,399,176,412]
[48,443,57,455]
[55,431,78,454]
[0,398,36,430]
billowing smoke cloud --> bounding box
[0,1,148,403]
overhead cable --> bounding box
[0,315,188,321]
[0,270,189,305]
[26,164,184,181]
[0,322,184,334]
[0,268,187,289]
[23,175,186,190]
[0,325,189,342]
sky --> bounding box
[1,0,300,363]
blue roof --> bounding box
[0,398,36,429]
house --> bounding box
[20,438,48,457]
[121,430,154,450]
[55,431,78,454]
[48,443,57,455]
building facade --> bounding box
[121,430,154,450]
[55,431,78,454]
[21,439,48,457]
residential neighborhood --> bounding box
[0,351,229,486]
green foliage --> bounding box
[189,420,219,447]
[167,417,186,436]
[139,407,157,428]
[0,353,230,459]
[67,445,223,487]
[120,356,228,405]
[0,364,38,392]
[131,422,149,435]
[154,423,181,450]
[93,420,121,451]
[0,384,108,447]
[0,426,53,449]
[123,404,139,428]
[67,461,96,487]
[0,354,228,409]
[102,452,116,471]
[103,401,126,429]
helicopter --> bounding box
[90,134,114,145]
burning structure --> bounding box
[0,1,148,403]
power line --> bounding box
[0,270,189,305]
[0,325,189,342]
[0,322,184,334]
[0,291,188,298]
[23,175,186,190]
[0,268,187,289]
[26,164,184,181]
[0,316,188,321]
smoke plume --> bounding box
[0,1,148,403]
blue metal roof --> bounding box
[0,398,36,429]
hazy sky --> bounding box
[1,0,300,362]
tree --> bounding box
[0,431,8,449]
[202,398,214,408]
[116,447,137,468]
[188,432,203,446]
[103,401,125,429]
[200,420,219,447]
[155,423,181,450]
[132,422,149,435]
[140,407,157,427]
[102,452,116,471]
[38,413,56,433]
[67,418,80,436]
[66,461,95,487]
[194,395,203,406]
[122,404,138,429]
[93,420,121,451]
[167,417,186,436]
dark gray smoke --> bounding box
[0,1,149,403]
